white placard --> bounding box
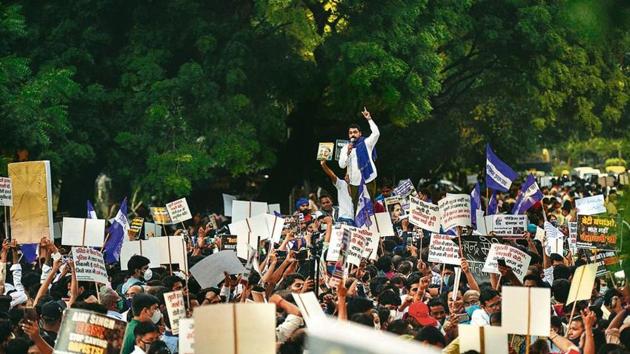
[120,239,162,270]
[179,318,194,354]
[409,196,441,233]
[229,215,268,259]
[189,250,245,288]
[485,214,527,236]
[359,227,378,261]
[476,209,486,233]
[0,177,12,207]
[53,222,63,240]
[566,264,598,305]
[459,325,507,354]
[568,222,578,254]
[61,217,105,247]
[231,200,268,223]
[326,226,348,262]
[292,292,326,328]
[143,222,162,237]
[151,236,188,272]
[72,247,108,284]
[427,234,461,266]
[346,227,366,266]
[166,198,192,224]
[164,290,185,335]
[575,195,606,215]
[502,286,550,337]
[368,212,395,237]
[482,244,531,282]
[223,194,237,217]
[438,194,471,230]
[268,203,281,215]
[266,214,285,243]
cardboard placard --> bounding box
[577,215,617,250]
[485,214,527,237]
[166,198,193,224]
[0,177,12,207]
[346,227,366,266]
[231,200,268,223]
[152,236,188,272]
[438,194,471,230]
[221,235,238,251]
[229,214,269,259]
[459,325,507,354]
[460,235,503,283]
[359,227,378,261]
[409,196,440,233]
[194,304,276,354]
[428,234,461,266]
[268,203,281,215]
[566,264,598,305]
[223,193,237,217]
[128,217,144,240]
[590,250,618,277]
[292,292,326,327]
[179,318,194,354]
[266,214,285,243]
[326,226,351,262]
[72,247,108,284]
[189,250,245,288]
[501,286,550,337]
[61,217,106,247]
[575,195,606,215]
[482,244,531,282]
[120,239,161,270]
[317,142,334,161]
[335,139,349,161]
[54,308,126,354]
[164,290,185,335]
[368,212,395,237]
[384,196,406,220]
[150,207,173,225]
[143,222,161,238]
[8,161,53,244]
[393,179,416,198]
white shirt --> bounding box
[335,179,355,219]
[338,119,380,186]
[470,308,490,326]
[130,345,146,354]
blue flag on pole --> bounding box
[20,244,38,263]
[470,182,481,226]
[103,198,128,264]
[486,144,518,192]
[87,200,97,219]
[354,179,374,228]
[487,191,498,215]
[512,174,544,214]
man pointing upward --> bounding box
[339,107,380,206]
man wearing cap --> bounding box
[39,300,65,342]
[293,198,313,223]
[122,255,151,295]
[407,301,438,328]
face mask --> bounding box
[144,269,153,281]
[600,286,608,295]
[443,275,451,285]
[151,309,162,324]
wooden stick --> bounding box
[565,264,587,337]
[456,226,463,258]
[3,206,8,241]
[166,234,173,275]
[526,287,531,354]
[95,282,101,303]
[439,263,446,294]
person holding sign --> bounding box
[320,160,355,224]
[338,107,380,205]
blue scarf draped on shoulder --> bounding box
[355,136,377,181]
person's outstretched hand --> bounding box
[361,107,371,120]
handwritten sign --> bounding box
[54,308,126,354]
[0,177,12,207]
[460,235,503,283]
[482,244,531,282]
[428,234,461,265]
[166,198,193,224]
[438,194,471,230]
[575,195,606,215]
[346,227,366,266]
[568,222,578,254]
[72,247,108,284]
[164,290,185,335]
[577,215,617,250]
[409,196,440,233]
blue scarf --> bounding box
[355,136,377,181]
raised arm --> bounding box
[460,258,479,291]
[362,108,380,148]
[320,160,338,184]
[33,258,62,306]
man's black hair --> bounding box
[553,264,571,280]
[348,123,362,133]
[349,312,373,327]
[134,320,158,337]
[479,288,499,306]
[162,275,184,291]
[378,289,401,307]
[131,293,159,317]
[414,326,446,347]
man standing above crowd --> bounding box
[339,107,380,205]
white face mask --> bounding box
[389,309,398,321]
[600,286,608,295]
[144,269,153,281]
[151,309,162,324]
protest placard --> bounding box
[120,239,162,270]
[502,286,550,337]
[179,318,194,354]
[589,250,618,277]
[460,235,503,283]
[0,177,12,207]
[266,214,285,243]
[335,140,349,161]
[128,217,144,240]
[231,200,268,223]
[485,214,527,237]
[482,243,531,282]
[346,227,366,266]
[8,161,53,244]
[143,222,161,237]
[393,179,416,198]
[194,303,276,354]
[230,214,269,259]
[438,194,471,230]
[575,195,606,215]
[428,234,461,266]
[150,236,188,272]
[568,222,578,254]
[384,196,405,220]
[459,325,507,354]
[358,227,378,261]
[221,235,238,251]
[166,198,193,223]
[577,215,617,250]
[317,142,334,161]
[292,292,326,327]
[62,217,105,247]
[326,226,351,262]
[368,212,395,237]
[223,193,237,217]
[409,196,440,233]
[54,308,126,354]
[150,206,173,225]
[190,250,245,288]
[307,316,441,354]
[72,247,108,284]
[164,290,186,335]
[566,264,598,305]
[268,203,281,215]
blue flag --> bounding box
[354,179,374,228]
[87,200,97,219]
[103,198,128,264]
[487,191,498,215]
[470,182,481,226]
[512,174,543,214]
[20,244,38,263]
[355,136,377,182]
[486,144,518,192]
